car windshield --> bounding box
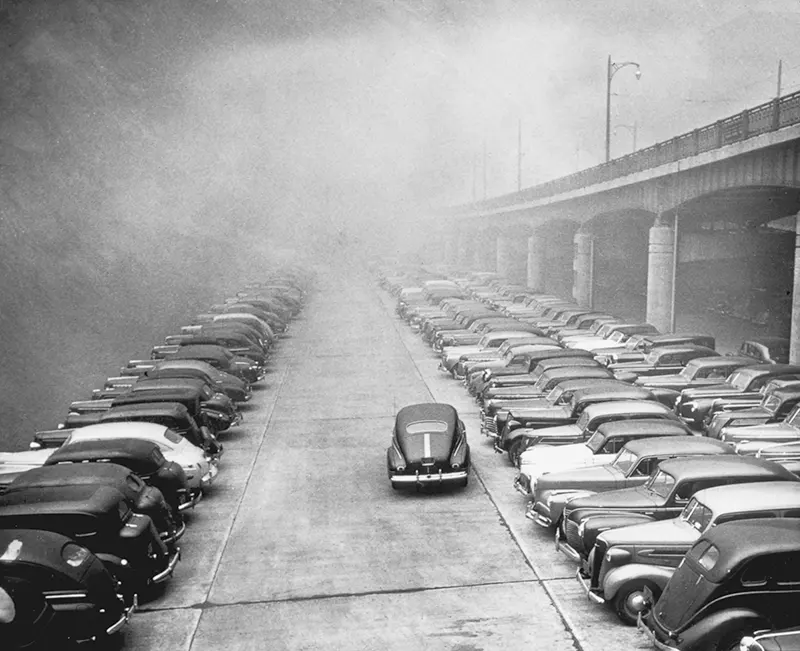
[405,421,449,434]
[547,386,567,403]
[612,449,638,474]
[727,370,753,391]
[645,469,676,498]
[477,334,492,347]
[609,331,626,343]
[164,428,184,444]
[624,336,645,351]
[786,406,800,428]
[645,350,661,364]
[596,324,614,338]
[497,342,512,355]
[762,394,782,415]
[504,349,517,362]
[679,362,700,379]
[680,498,714,532]
[585,431,606,453]
[575,411,591,430]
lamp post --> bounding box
[606,55,641,162]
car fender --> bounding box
[678,608,769,651]
[602,563,675,600]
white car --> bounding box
[63,422,218,491]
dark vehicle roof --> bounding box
[0,528,99,577]
[647,333,714,344]
[100,402,190,422]
[657,455,798,482]
[536,357,599,371]
[0,484,126,515]
[694,519,800,582]
[395,403,457,434]
[551,378,630,392]
[45,438,162,465]
[594,419,690,438]
[572,385,654,403]
[112,388,202,408]
[733,364,800,381]
[132,378,210,392]
[649,345,718,358]
[582,400,671,419]
[170,345,232,362]
[686,356,754,369]
[8,463,135,491]
[528,348,594,363]
[539,367,615,382]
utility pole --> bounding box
[777,59,783,98]
[482,139,487,200]
[517,118,522,192]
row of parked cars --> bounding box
[0,270,309,649]
[379,266,799,651]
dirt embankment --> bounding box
[0,0,277,447]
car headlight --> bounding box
[577,520,587,539]
[451,462,460,469]
[396,465,406,472]
[605,547,632,565]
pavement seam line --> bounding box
[139,577,542,612]
[184,339,294,650]
[377,287,588,651]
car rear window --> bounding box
[405,421,448,434]
[164,428,184,444]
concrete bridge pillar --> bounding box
[791,214,800,363]
[457,231,474,268]
[527,235,546,291]
[497,231,527,283]
[443,232,458,266]
[645,220,675,333]
[471,231,496,271]
[572,231,594,307]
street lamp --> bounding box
[606,55,641,162]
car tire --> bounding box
[614,580,661,626]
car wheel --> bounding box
[614,581,661,626]
[507,440,525,467]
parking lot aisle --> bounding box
[185,265,578,650]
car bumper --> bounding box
[178,489,202,512]
[152,548,182,584]
[575,568,606,604]
[526,501,553,527]
[106,593,137,635]
[201,462,219,489]
[555,530,582,563]
[160,519,187,546]
[390,470,468,486]
[637,614,680,651]
[513,475,529,496]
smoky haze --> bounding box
[0,0,798,443]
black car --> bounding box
[44,437,196,516]
[0,529,135,648]
[637,519,800,651]
[387,403,469,489]
[143,359,251,402]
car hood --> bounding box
[525,423,582,441]
[443,346,483,361]
[640,374,688,386]
[520,442,590,468]
[568,485,661,510]
[536,464,623,493]
[598,517,698,547]
[724,422,797,441]
[507,405,570,420]
[585,340,630,352]
[681,383,739,398]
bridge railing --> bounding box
[472,89,800,212]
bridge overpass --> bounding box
[429,89,800,360]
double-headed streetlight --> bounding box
[606,55,641,162]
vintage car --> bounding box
[565,323,660,353]
[61,422,217,495]
[480,377,627,436]
[439,330,544,374]
[716,404,800,450]
[706,387,800,439]
[740,627,800,651]
[555,315,621,342]
[5,463,182,547]
[557,456,797,565]
[581,481,800,624]
[500,399,680,466]
[675,365,800,429]
[528,436,734,529]
[387,403,469,489]
[457,339,562,382]
[514,419,691,497]
[636,357,763,396]
[153,334,267,367]
[738,337,791,365]
[0,450,57,492]
[540,312,615,338]
[495,384,667,455]
[435,323,544,352]
[143,359,251,402]
[0,529,135,647]
[167,344,263,384]
[607,345,719,381]
[44,437,196,515]
[0,484,180,598]
[636,519,800,651]
[594,333,716,366]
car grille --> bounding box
[591,538,607,588]
[483,414,496,434]
[565,519,582,553]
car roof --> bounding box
[734,364,800,380]
[46,437,160,464]
[695,480,800,512]
[649,345,718,356]
[395,403,457,432]
[686,356,753,368]
[112,388,202,406]
[0,483,126,514]
[697,519,800,581]
[572,385,654,402]
[101,401,189,421]
[658,455,797,481]
[541,367,614,381]
[171,345,231,360]
[595,420,689,437]
[623,436,734,456]
[9,463,132,489]
[132,378,208,391]
[67,421,171,440]
[583,400,670,418]
[0,528,95,573]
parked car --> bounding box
[706,387,800,439]
[5,463,182,547]
[0,449,57,492]
[0,483,180,598]
[0,529,135,647]
[458,340,562,383]
[500,399,680,466]
[556,456,797,565]
[715,402,800,448]
[594,333,716,366]
[738,337,791,364]
[387,403,469,489]
[636,518,800,651]
[636,356,762,396]
[514,418,691,497]
[607,345,719,381]
[143,359,251,403]
[565,323,660,353]
[580,481,800,624]
[674,365,800,429]
[439,331,543,374]
[167,344,263,384]
[44,437,196,515]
